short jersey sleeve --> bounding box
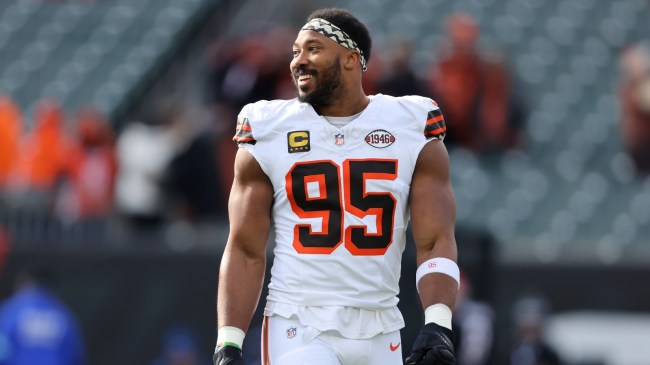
[232,104,256,146]
[423,99,446,141]
[233,116,255,145]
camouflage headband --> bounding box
[301,18,368,71]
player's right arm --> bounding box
[215,148,273,364]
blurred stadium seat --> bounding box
[0,0,212,119]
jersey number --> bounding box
[286,159,397,256]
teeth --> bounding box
[299,75,312,81]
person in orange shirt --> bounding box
[0,95,22,189]
[9,99,73,208]
[427,14,525,153]
[56,107,117,221]
[427,13,483,150]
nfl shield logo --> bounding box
[335,133,345,145]
[287,327,297,339]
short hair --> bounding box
[306,8,372,63]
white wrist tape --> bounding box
[216,326,245,350]
[425,303,453,330]
[415,258,460,292]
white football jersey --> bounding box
[234,94,446,337]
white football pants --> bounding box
[260,315,403,365]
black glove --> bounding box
[213,345,245,365]
[405,322,456,365]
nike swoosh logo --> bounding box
[390,342,401,352]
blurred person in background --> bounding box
[164,103,225,229]
[427,13,483,150]
[427,13,524,153]
[477,51,526,153]
[0,267,86,365]
[376,38,425,97]
[618,43,650,175]
[5,100,73,210]
[166,130,225,224]
[508,295,563,365]
[215,7,458,365]
[204,28,298,205]
[115,100,179,234]
[205,30,292,121]
[150,325,210,365]
[453,272,495,365]
[0,96,22,193]
[55,107,117,224]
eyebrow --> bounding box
[293,38,326,48]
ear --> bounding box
[343,51,360,71]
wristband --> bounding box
[415,258,460,292]
[424,303,453,330]
[216,326,245,351]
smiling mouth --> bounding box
[293,67,315,83]
[293,72,315,91]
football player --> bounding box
[215,8,458,365]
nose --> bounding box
[290,50,308,71]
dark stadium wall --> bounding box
[0,248,221,365]
[1,235,649,365]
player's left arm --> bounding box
[410,139,458,310]
[406,139,458,365]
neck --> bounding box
[316,89,369,117]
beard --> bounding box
[293,58,343,108]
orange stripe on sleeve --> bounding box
[233,137,254,143]
[426,114,444,125]
[237,124,252,132]
[425,126,447,136]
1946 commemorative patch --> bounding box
[365,129,395,148]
